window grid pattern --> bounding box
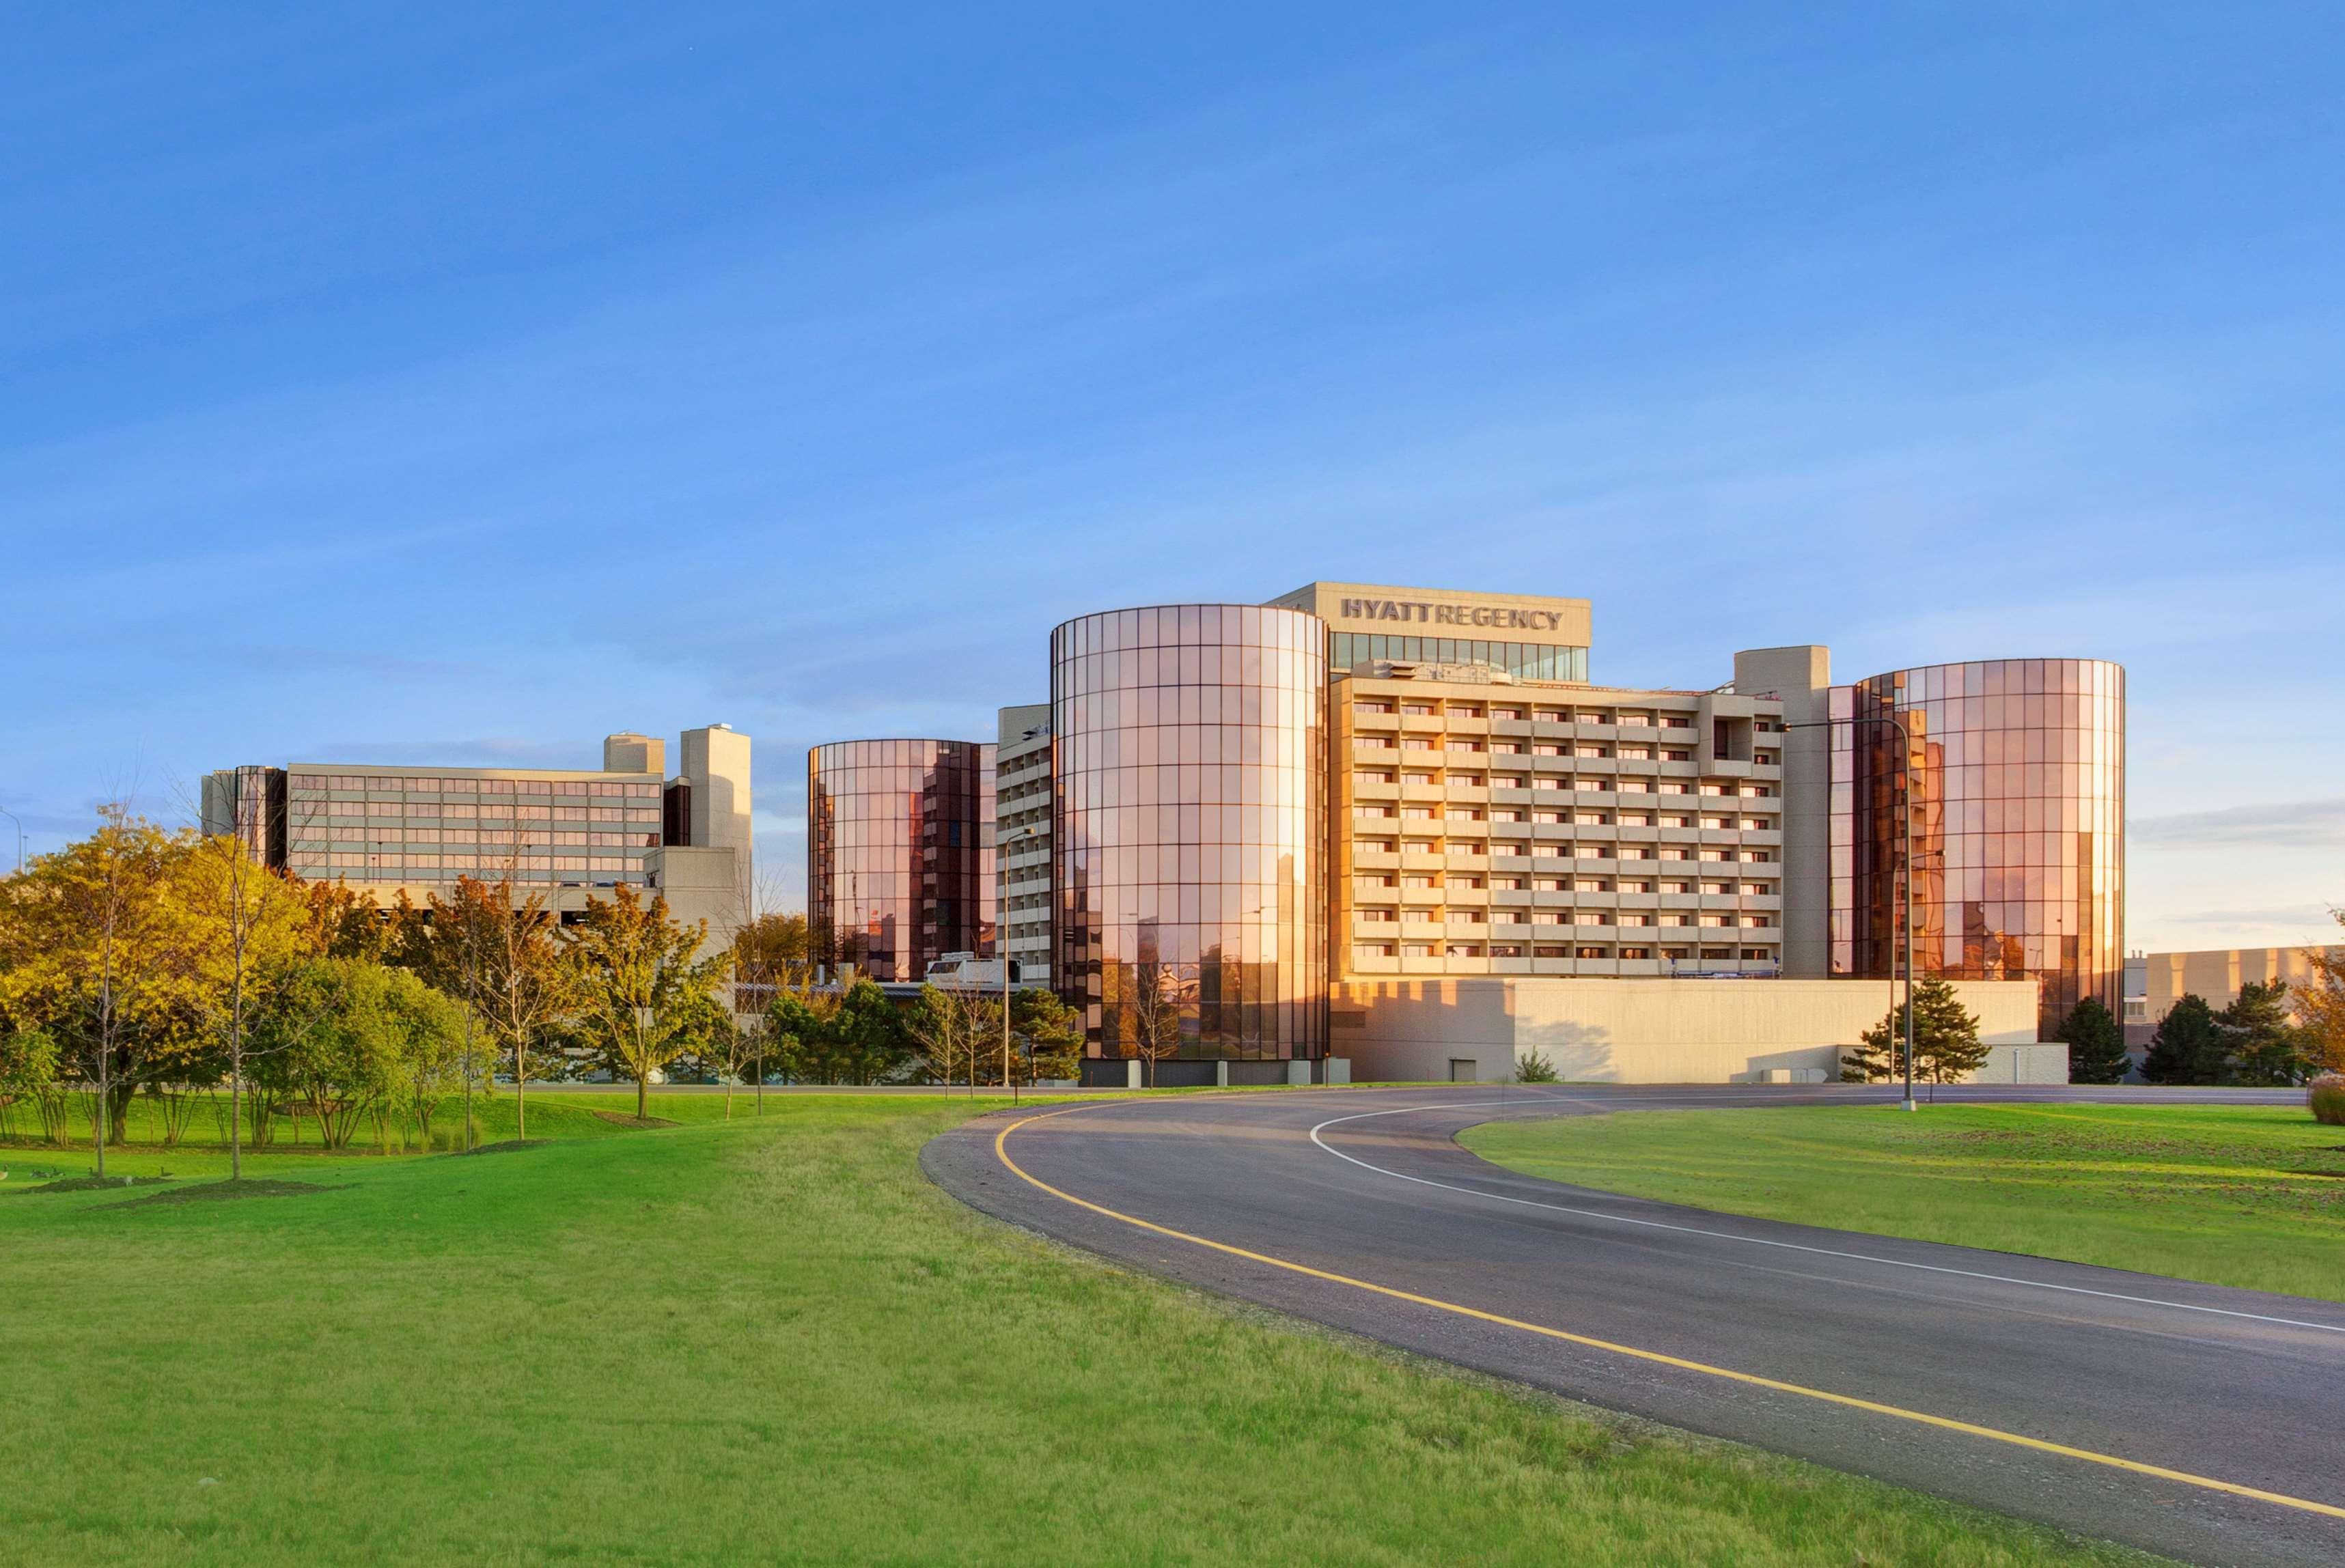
[807,740,995,982]
[283,772,661,886]
[1829,659,2124,1035]
[1053,604,1327,1061]
[1329,633,1587,683]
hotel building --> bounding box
[202,725,753,942]
[807,580,2124,1082]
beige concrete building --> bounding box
[1333,975,2053,1084]
[1328,676,1793,981]
[2143,942,2345,1022]
[203,724,753,946]
[994,703,1053,985]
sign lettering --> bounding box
[1335,598,1569,632]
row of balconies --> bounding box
[1342,953,1777,979]
[1350,823,1782,845]
[1352,887,1782,908]
[1352,782,1779,808]
[1352,923,1777,945]
[1349,752,1781,786]
[1347,712,1723,738]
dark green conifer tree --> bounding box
[2055,996,2131,1084]
[2140,993,2226,1084]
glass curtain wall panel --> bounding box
[1051,604,1328,1062]
[1831,659,2124,1036]
[807,739,995,981]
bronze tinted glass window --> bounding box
[1051,604,1328,1062]
[1831,659,2124,1035]
[807,739,997,981]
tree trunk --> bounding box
[516,1039,527,1142]
[637,1060,649,1122]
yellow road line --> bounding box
[992,1105,2345,1524]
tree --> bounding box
[0,1027,61,1143]
[471,872,568,1140]
[1008,988,1083,1087]
[251,959,409,1149]
[729,912,811,1103]
[407,875,505,1151]
[909,983,997,1091]
[830,977,914,1085]
[2055,996,2130,1086]
[563,884,730,1120]
[378,965,471,1149]
[1843,977,1986,1084]
[2141,994,2227,1085]
[1128,961,1186,1088]
[182,831,311,1178]
[301,880,391,961]
[733,912,811,992]
[766,985,844,1084]
[0,808,208,1171]
[2292,912,2345,1076]
[2220,980,2312,1087]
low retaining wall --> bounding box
[1334,977,2049,1085]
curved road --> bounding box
[922,1084,2345,1567]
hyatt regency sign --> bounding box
[1335,597,1572,632]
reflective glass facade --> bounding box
[1327,632,1587,682]
[283,770,662,886]
[807,740,995,981]
[1830,659,2124,1034]
[1053,604,1327,1061]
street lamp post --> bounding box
[1784,712,1919,1112]
[0,804,23,876]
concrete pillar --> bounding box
[1734,645,1833,978]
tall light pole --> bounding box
[1784,711,1918,1112]
[0,804,23,876]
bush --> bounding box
[1515,1048,1559,1084]
[2311,1074,2345,1127]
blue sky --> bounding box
[5,3,2340,951]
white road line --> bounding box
[1305,1098,2345,1338]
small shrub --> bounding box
[2310,1074,2345,1127]
[1515,1048,1559,1085]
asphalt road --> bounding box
[922,1084,2345,1567]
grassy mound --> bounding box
[101,1178,343,1208]
[10,1173,175,1195]
[1465,1103,2345,1301]
[0,1099,2162,1566]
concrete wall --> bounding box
[1734,645,1831,979]
[2146,944,2344,1020]
[680,725,753,927]
[1334,977,2044,1084]
[646,844,743,949]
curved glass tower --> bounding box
[807,739,994,981]
[1051,604,1327,1072]
[1831,658,2124,1035]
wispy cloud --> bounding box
[2131,796,2345,849]
[2169,902,2341,929]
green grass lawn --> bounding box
[1462,1103,2345,1302]
[0,1097,2165,1566]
